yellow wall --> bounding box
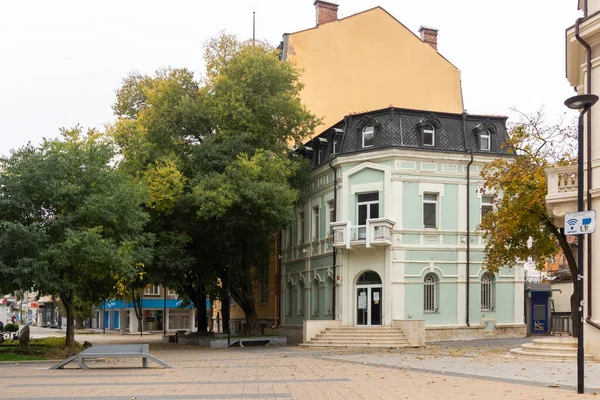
[285,7,464,133]
[212,235,280,331]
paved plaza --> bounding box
[0,329,599,399]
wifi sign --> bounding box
[564,211,596,235]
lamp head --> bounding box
[564,94,599,110]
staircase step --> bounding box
[510,348,594,360]
[532,338,577,347]
[303,326,415,348]
[300,342,412,348]
[317,332,404,337]
[521,343,577,353]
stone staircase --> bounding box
[300,326,413,348]
[510,337,595,361]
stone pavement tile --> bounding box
[1,346,600,399]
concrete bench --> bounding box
[49,344,173,370]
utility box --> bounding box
[525,282,552,335]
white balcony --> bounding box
[331,219,395,249]
[545,165,578,227]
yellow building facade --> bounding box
[281,3,464,134]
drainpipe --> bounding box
[329,156,338,320]
[575,17,600,330]
[272,232,282,329]
[466,149,473,327]
[463,112,472,327]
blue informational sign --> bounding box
[565,211,596,235]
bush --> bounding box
[3,323,19,333]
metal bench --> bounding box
[49,344,173,370]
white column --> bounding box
[513,265,525,325]
[130,309,139,333]
[384,247,392,325]
[189,309,195,332]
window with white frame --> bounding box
[424,274,437,312]
[327,200,335,236]
[167,289,177,297]
[423,193,438,229]
[333,136,338,154]
[357,192,379,240]
[422,124,435,147]
[362,126,375,148]
[480,129,491,151]
[481,273,494,311]
[144,284,160,296]
[298,212,305,244]
[481,195,494,221]
[312,206,320,241]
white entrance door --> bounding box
[356,285,382,326]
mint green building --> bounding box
[280,107,526,343]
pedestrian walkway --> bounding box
[0,335,598,399]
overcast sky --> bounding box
[0,0,582,157]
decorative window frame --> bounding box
[472,120,497,152]
[481,272,495,311]
[422,192,439,230]
[356,116,382,149]
[423,273,438,313]
[416,114,442,148]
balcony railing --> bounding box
[331,219,395,248]
[546,165,577,195]
[545,165,579,224]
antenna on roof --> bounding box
[253,6,256,45]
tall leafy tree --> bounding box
[110,34,317,335]
[0,128,152,348]
[480,109,579,334]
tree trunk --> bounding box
[183,284,208,333]
[132,291,143,333]
[233,273,260,335]
[60,292,75,354]
[221,294,230,334]
[75,316,84,330]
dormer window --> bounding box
[416,114,441,148]
[362,126,375,148]
[422,124,435,147]
[472,121,496,152]
[480,130,491,151]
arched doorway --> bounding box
[356,271,382,326]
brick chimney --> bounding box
[314,1,339,26]
[419,26,439,51]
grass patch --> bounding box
[0,337,83,361]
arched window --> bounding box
[422,124,435,147]
[285,282,293,316]
[480,129,491,151]
[311,278,320,317]
[362,126,375,148]
[424,274,438,313]
[297,280,305,316]
[481,272,494,311]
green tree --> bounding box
[0,128,152,348]
[110,34,318,335]
[480,109,579,334]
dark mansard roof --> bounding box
[302,107,510,169]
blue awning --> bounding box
[99,299,193,309]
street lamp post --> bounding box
[564,94,599,395]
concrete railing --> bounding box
[303,320,342,343]
[392,320,425,346]
[546,165,577,195]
